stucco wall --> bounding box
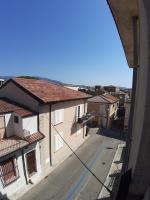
[22,115,38,135]
[0,81,39,111]
[87,102,117,128]
[51,100,87,166]
[5,113,23,138]
[0,150,26,197]
[23,142,42,183]
[0,142,42,198]
[38,105,51,173]
[109,102,118,117]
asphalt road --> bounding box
[19,129,121,200]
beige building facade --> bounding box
[0,78,90,198]
[87,94,119,128]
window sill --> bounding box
[54,122,63,126]
[3,176,19,188]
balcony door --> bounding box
[26,150,37,177]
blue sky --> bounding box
[0,0,132,87]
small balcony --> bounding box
[0,132,45,158]
[77,113,94,124]
[0,137,28,157]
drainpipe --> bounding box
[49,104,52,166]
[21,148,28,185]
[83,100,86,138]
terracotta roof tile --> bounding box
[24,132,45,143]
[12,78,90,103]
[0,133,44,157]
[0,98,35,117]
[88,96,109,103]
[0,136,28,157]
[88,94,119,104]
[102,93,119,103]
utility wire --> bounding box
[20,110,112,195]
[49,119,113,196]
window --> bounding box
[26,150,37,177]
[76,105,83,121]
[54,109,64,125]
[14,116,19,123]
[0,157,19,186]
[54,132,64,152]
[77,106,80,118]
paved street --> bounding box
[19,128,122,200]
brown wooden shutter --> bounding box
[1,159,16,183]
[26,150,37,176]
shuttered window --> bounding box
[0,158,19,186]
[54,132,64,152]
[26,150,37,177]
[75,104,83,121]
[54,109,64,125]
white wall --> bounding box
[0,142,42,198]
[5,113,14,137]
[0,151,26,198]
[23,142,42,183]
[5,113,23,138]
[23,115,38,135]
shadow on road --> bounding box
[0,192,10,200]
[96,128,126,142]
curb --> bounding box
[98,143,125,199]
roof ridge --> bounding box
[11,78,91,103]
[100,95,111,103]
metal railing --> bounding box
[0,141,23,157]
[77,113,94,124]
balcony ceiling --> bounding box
[107,0,138,68]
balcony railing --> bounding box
[77,113,94,124]
[0,139,27,157]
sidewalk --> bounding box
[98,143,125,200]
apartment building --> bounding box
[87,93,119,128]
[104,85,120,93]
[0,98,44,198]
[0,78,90,174]
[108,0,150,199]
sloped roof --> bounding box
[88,96,109,103]
[102,93,119,103]
[6,78,90,103]
[25,132,45,143]
[88,94,119,104]
[0,132,44,157]
[0,98,35,117]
